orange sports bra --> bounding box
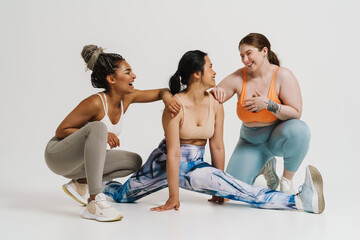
[237,66,281,123]
[175,94,215,140]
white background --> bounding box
[1,0,359,239]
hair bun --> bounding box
[81,45,104,71]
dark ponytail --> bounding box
[239,33,280,66]
[81,45,125,90]
[169,73,182,95]
[169,50,207,95]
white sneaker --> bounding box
[62,180,89,205]
[295,165,325,214]
[263,158,279,190]
[82,193,123,222]
[280,176,295,194]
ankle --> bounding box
[76,178,87,184]
[88,195,96,203]
[281,176,292,182]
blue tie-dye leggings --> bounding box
[104,139,297,210]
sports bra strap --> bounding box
[270,66,279,88]
[97,92,108,114]
[120,98,124,115]
[174,95,185,116]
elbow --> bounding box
[168,152,181,161]
[210,141,225,152]
[294,110,302,119]
[55,127,64,139]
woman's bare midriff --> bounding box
[180,138,207,146]
[243,119,279,128]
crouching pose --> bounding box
[44,45,179,221]
[212,33,311,194]
[104,50,325,214]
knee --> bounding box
[282,119,311,143]
[131,153,143,172]
[85,121,108,139]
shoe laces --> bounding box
[296,185,303,196]
[95,194,111,208]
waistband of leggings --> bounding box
[180,143,205,151]
[158,138,205,150]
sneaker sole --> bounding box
[82,208,123,222]
[62,184,87,206]
[308,165,325,214]
[264,158,280,190]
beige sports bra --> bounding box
[175,94,215,140]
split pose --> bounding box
[104,50,325,214]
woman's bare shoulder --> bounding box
[276,67,296,80]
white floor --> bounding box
[1,174,356,240]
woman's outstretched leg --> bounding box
[180,161,296,210]
[180,160,324,213]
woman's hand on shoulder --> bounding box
[150,197,180,212]
[164,96,182,118]
[210,93,224,115]
[210,87,226,103]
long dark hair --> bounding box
[169,50,207,95]
[239,33,280,66]
[81,45,125,90]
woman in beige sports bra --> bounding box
[103,50,325,214]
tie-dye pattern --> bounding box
[104,139,296,210]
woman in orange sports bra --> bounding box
[212,33,311,194]
[103,50,325,214]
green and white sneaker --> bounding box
[295,165,325,214]
[263,158,280,190]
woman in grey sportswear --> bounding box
[44,45,180,221]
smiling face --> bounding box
[239,44,268,71]
[200,56,216,89]
[107,60,136,94]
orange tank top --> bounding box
[236,67,281,123]
[175,94,215,140]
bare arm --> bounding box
[55,95,101,139]
[211,69,242,103]
[150,107,182,212]
[208,99,226,204]
[125,88,168,103]
[209,100,225,170]
[125,88,181,116]
[275,68,302,120]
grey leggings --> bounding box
[44,121,142,195]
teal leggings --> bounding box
[226,119,311,184]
